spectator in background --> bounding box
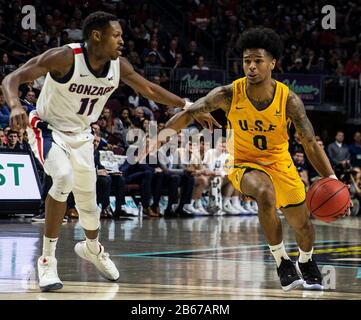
[17,128,31,152]
[350,131,361,168]
[0,128,6,148]
[64,19,82,42]
[349,167,361,216]
[293,151,310,188]
[192,55,209,70]
[165,39,180,68]
[289,58,308,74]
[4,130,21,151]
[0,86,10,129]
[345,52,361,80]
[0,53,17,77]
[93,134,131,219]
[91,122,108,150]
[289,132,304,155]
[127,51,143,72]
[10,31,35,63]
[120,159,159,218]
[119,108,133,131]
[143,39,166,66]
[309,57,329,75]
[22,90,37,113]
[184,40,201,68]
[327,131,351,176]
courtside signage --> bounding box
[0,153,41,200]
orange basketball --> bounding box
[306,177,350,222]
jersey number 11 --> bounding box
[77,98,99,116]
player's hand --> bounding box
[194,112,222,132]
[10,105,28,130]
[97,169,108,176]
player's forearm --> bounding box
[147,83,185,108]
[165,110,193,132]
[303,140,335,177]
[1,75,22,109]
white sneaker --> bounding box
[232,202,250,215]
[74,241,119,281]
[183,204,200,215]
[223,202,240,215]
[194,202,210,215]
[37,256,63,292]
[251,201,258,214]
[244,201,257,214]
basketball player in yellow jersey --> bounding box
[162,27,345,291]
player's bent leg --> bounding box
[281,204,323,290]
[241,170,281,245]
[37,144,73,292]
[73,190,119,281]
[240,170,303,291]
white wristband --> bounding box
[329,174,338,180]
[183,100,193,110]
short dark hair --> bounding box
[82,11,118,41]
[7,130,19,136]
[238,27,283,60]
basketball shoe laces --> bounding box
[96,247,114,272]
[40,258,59,279]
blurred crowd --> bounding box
[170,0,361,79]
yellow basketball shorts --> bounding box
[226,160,306,209]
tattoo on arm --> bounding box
[286,91,315,143]
[187,84,233,116]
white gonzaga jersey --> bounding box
[36,43,120,132]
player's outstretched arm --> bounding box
[165,84,232,132]
[286,90,335,178]
[119,57,221,131]
[1,47,73,130]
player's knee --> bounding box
[48,169,74,202]
[255,187,275,208]
[76,192,100,230]
[78,209,100,230]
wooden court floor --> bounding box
[0,214,361,300]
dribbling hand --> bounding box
[10,105,29,130]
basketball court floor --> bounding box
[0,214,361,300]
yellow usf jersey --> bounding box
[225,77,306,209]
[226,77,291,165]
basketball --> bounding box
[306,178,350,222]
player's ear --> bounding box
[92,30,102,42]
[271,59,276,70]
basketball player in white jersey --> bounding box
[1,11,219,291]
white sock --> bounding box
[190,199,195,206]
[224,197,231,205]
[298,247,313,263]
[269,241,290,267]
[86,236,100,255]
[42,236,58,257]
[232,196,241,207]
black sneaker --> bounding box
[296,259,324,290]
[277,258,304,291]
[32,213,45,223]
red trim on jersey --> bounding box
[32,127,44,164]
[73,47,83,55]
[30,114,44,164]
